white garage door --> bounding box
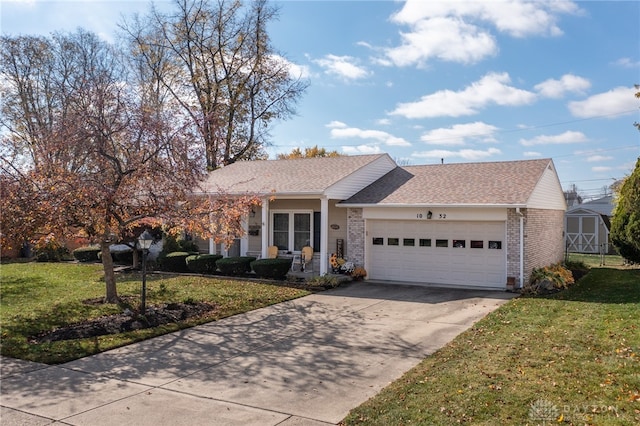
[368,220,506,288]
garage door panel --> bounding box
[367,220,506,288]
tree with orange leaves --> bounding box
[0,30,258,303]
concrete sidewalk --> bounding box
[1,282,516,425]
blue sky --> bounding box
[2,0,639,198]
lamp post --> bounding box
[137,230,154,314]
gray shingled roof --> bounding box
[199,154,387,195]
[567,196,614,216]
[341,159,552,206]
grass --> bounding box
[565,252,627,269]
[0,262,309,364]
[343,267,640,425]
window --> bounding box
[273,213,289,250]
[452,239,465,248]
[470,240,484,249]
[436,239,448,248]
[419,238,431,247]
[271,211,312,252]
[388,238,399,246]
[372,237,384,245]
[403,238,415,246]
[488,240,502,249]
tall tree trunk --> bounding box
[101,240,119,303]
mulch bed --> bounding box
[29,300,218,343]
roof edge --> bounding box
[337,203,529,208]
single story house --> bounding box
[565,196,615,254]
[198,154,566,290]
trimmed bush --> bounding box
[72,246,101,263]
[251,258,293,280]
[186,254,223,274]
[216,256,256,276]
[112,249,135,264]
[525,263,575,295]
[160,251,192,272]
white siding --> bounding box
[325,155,396,200]
[527,161,567,210]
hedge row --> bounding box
[73,245,293,280]
[250,258,293,280]
[186,254,223,274]
[72,246,101,262]
[169,253,293,280]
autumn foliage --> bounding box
[0,29,258,302]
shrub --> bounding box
[72,246,101,263]
[216,256,256,276]
[526,263,575,294]
[160,251,192,272]
[34,234,69,262]
[112,249,135,264]
[306,274,341,289]
[250,258,292,280]
[186,254,223,274]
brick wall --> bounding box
[346,208,365,266]
[524,208,565,284]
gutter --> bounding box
[336,203,529,209]
[516,207,524,289]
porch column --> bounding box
[320,197,329,275]
[261,197,269,258]
[208,238,215,255]
[240,216,249,256]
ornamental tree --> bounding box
[1,30,258,303]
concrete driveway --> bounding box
[1,282,515,425]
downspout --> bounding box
[516,207,524,288]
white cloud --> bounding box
[411,147,501,161]
[385,17,497,67]
[376,118,392,126]
[523,151,542,157]
[313,54,370,80]
[534,74,591,98]
[568,86,638,118]
[330,124,411,147]
[385,0,580,66]
[420,122,499,146]
[613,57,640,68]
[326,121,347,129]
[519,130,588,146]
[342,144,382,155]
[390,72,536,119]
[592,166,612,173]
[586,155,613,162]
[271,55,311,80]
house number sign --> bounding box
[416,211,446,219]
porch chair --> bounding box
[267,245,278,259]
[301,246,314,272]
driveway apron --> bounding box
[1,282,516,425]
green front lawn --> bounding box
[0,262,309,364]
[343,268,640,425]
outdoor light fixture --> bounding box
[427,210,433,219]
[137,229,154,314]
